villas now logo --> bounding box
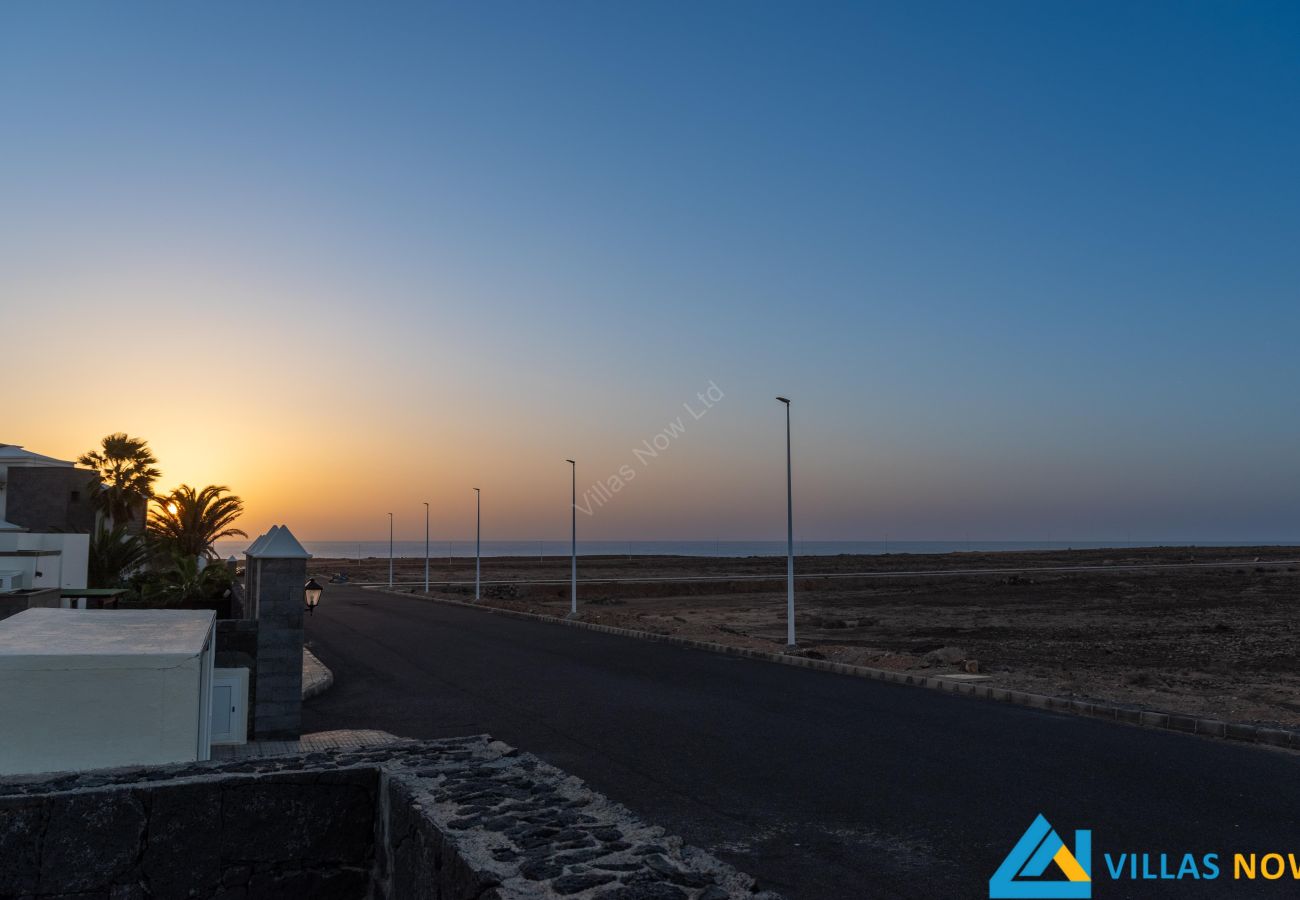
[990,814,1092,899]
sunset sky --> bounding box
[4,2,1298,543]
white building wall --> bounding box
[0,532,89,591]
[0,658,205,775]
[0,609,216,776]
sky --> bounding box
[3,2,1298,543]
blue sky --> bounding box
[3,2,1298,541]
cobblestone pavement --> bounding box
[212,728,408,760]
[302,646,333,698]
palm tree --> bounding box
[146,553,234,605]
[148,484,247,559]
[87,522,149,588]
[78,433,161,526]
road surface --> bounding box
[303,585,1300,899]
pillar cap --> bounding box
[247,525,311,559]
[243,525,279,557]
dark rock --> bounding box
[42,789,147,892]
[245,865,369,900]
[0,797,42,895]
[554,848,609,866]
[222,864,253,887]
[519,857,564,881]
[552,871,617,894]
[221,774,374,864]
[142,781,223,896]
[642,853,716,888]
[595,883,690,900]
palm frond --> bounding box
[148,484,247,558]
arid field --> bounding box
[310,546,1300,729]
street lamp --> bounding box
[388,512,394,587]
[566,459,576,616]
[423,502,430,594]
[304,578,323,615]
[473,488,481,601]
[776,396,795,648]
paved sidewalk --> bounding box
[302,646,333,698]
[212,728,410,760]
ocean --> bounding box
[212,538,1293,561]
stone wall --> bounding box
[0,736,779,900]
[251,557,305,739]
[0,763,377,898]
[5,467,98,534]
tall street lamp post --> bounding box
[423,501,430,594]
[776,396,795,648]
[473,488,481,601]
[566,459,577,616]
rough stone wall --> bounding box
[5,467,98,533]
[215,619,259,739]
[0,737,778,900]
[252,557,305,739]
[0,765,377,898]
[373,740,774,900]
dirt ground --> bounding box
[310,546,1300,729]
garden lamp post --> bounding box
[304,578,323,615]
[423,501,430,593]
[776,396,795,648]
[388,512,394,586]
[473,488,481,601]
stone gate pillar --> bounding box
[244,525,310,740]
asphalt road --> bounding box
[304,585,1300,899]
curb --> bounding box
[369,587,1300,753]
[302,647,334,700]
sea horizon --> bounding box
[213,538,1300,560]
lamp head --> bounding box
[776,396,791,405]
[304,578,324,612]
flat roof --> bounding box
[0,608,215,669]
[0,444,74,467]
